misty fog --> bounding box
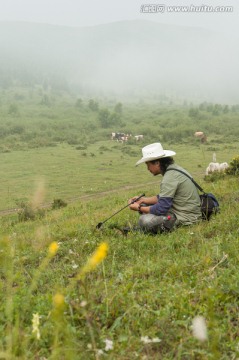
[0,19,238,103]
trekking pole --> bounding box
[96,193,145,229]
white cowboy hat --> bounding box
[136,142,176,166]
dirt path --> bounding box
[0,181,158,217]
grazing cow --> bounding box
[119,136,128,142]
[119,134,131,142]
[111,132,132,142]
[205,162,229,175]
[135,135,144,141]
[201,134,207,144]
[219,162,229,172]
[205,152,229,175]
[194,131,207,144]
[205,162,220,175]
[194,131,204,138]
[116,132,125,141]
[112,132,125,141]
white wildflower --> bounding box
[152,338,161,343]
[117,273,124,281]
[192,316,208,341]
[80,300,87,307]
[104,339,114,351]
[141,336,161,344]
[141,336,151,344]
[32,313,40,340]
[72,261,79,269]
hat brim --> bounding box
[136,150,176,166]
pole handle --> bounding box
[131,193,145,204]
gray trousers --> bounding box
[138,212,178,234]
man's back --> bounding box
[161,164,202,225]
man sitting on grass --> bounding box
[128,142,202,234]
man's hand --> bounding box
[129,201,141,212]
[128,196,145,205]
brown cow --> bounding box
[194,131,204,138]
[194,131,207,144]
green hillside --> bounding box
[0,89,238,211]
[0,173,239,359]
[0,88,239,358]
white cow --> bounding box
[219,162,229,172]
[135,135,144,141]
[205,162,220,175]
[119,136,128,142]
[205,162,229,175]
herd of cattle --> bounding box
[111,131,229,175]
[111,132,144,142]
[111,131,205,143]
[111,131,206,143]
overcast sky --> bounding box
[0,0,238,35]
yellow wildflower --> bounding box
[48,241,59,256]
[78,242,109,278]
[32,313,40,340]
[53,293,65,310]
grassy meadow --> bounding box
[0,140,237,212]
[0,88,239,359]
[0,87,238,211]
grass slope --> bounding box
[0,173,239,359]
[1,91,239,358]
[0,141,237,211]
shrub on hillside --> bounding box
[52,198,67,210]
[98,108,111,128]
[75,98,83,107]
[88,99,99,111]
[8,103,19,115]
[0,145,11,153]
[226,156,239,175]
[121,146,139,157]
[76,145,87,150]
[98,145,110,152]
[67,135,79,145]
[204,172,226,182]
[16,200,45,222]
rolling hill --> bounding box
[0,20,238,102]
